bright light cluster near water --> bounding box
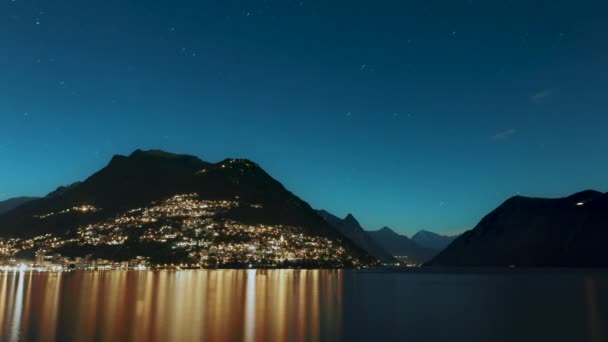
[0,264,64,272]
[0,193,357,271]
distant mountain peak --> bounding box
[412,229,458,251]
[316,209,331,216]
[316,209,395,263]
[378,226,395,234]
[344,213,359,225]
[367,227,438,264]
[413,229,449,238]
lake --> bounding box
[1,269,607,341]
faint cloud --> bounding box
[492,128,517,141]
[531,88,557,103]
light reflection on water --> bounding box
[0,270,342,342]
[1,269,607,342]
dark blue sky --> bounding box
[1,1,607,235]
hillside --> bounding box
[427,190,608,267]
[317,210,397,263]
[0,150,374,267]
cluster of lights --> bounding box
[0,264,65,272]
[1,193,357,269]
[34,205,100,219]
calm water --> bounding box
[1,269,607,342]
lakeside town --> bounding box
[0,193,365,271]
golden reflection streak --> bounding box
[196,271,208,341]
[212,270,223,341]
[296,270,307,341]
[102,271,128,341]
[168,271,205,341]
[273,270,288,341]
[312,270,321,342]
[244,269,257,342]
[4,273,18,335]
[9,271,25,342]
[0,271,9,332]
[154,271,170,341]
[84,271,100,340]
[132,271,154,342]
[187,271,205,341]
[216,270,239,341]
[71,272,94,340]
[19,272,33,341]
[40,272,61,342]
[584,276,602,342]
[336,270,344,341]
[169,271,187,342]
[255,270,268,341]
[0,269,344,342]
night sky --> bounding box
[1,1,607,235]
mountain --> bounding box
[317,210,397,263]
[0,197,39,215]
[367,227,438,265]
[0,149,373,266]
[427,190,608,267]
[46,182,82,199]
[412,230,457,251]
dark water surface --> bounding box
[1,269,607,341]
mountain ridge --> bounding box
[412,229,457,251]
[367,227,438,265]
[0,149,374,265]
[316,210,396,263]
[427,190,608,267]
[0,197,40,215]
